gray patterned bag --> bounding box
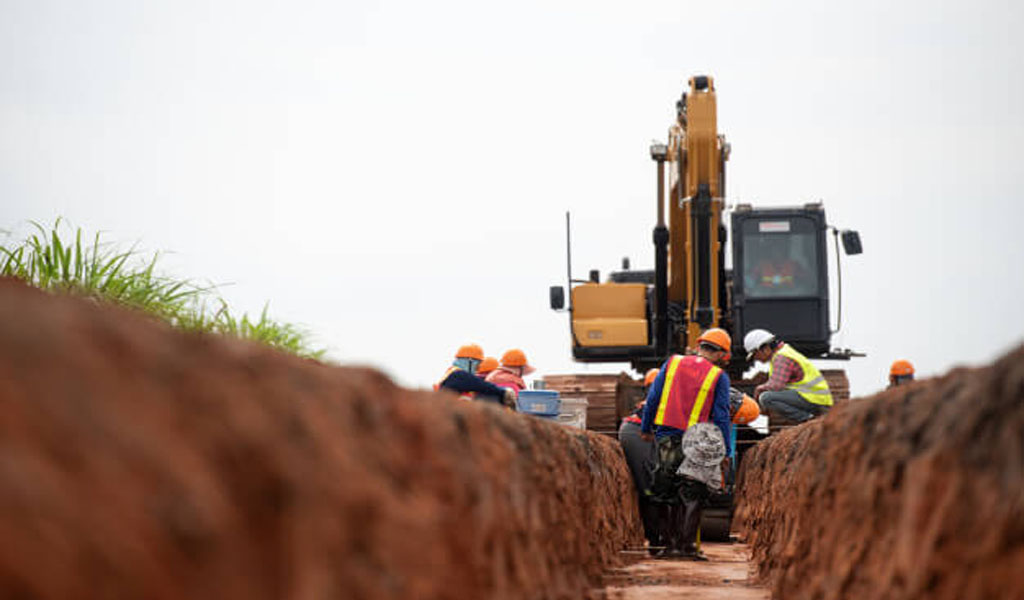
[676,422,726,489]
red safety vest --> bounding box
[434,366,474,401]
[652,355,723,430]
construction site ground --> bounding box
[593,541,768,599]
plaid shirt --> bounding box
[756,346,804,396]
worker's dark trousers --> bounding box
[671,477,711,552]
[760,390,829,424]
[638,498,662,550]
[648,435,684,553]
[617,420,659,545]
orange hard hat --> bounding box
[890,359,915,377]
[697,328,732,353]
[643,368,659,387]
[732,394,760,425]
[477,356,499,375]
[456,344,484,360]
[501,348,536,374]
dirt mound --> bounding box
[736,345,1024,600]
[0,279,642,599]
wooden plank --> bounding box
[544,372,643,434]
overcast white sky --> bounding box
[3,0,1023,397]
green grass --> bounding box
[0,219,325,359]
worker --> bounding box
[436,344,516,407]
[746,236,813,296]
[476,356,499,380]
[693,329,762,487]
[730,390,760,425]
[745,328,833,425]
[485,348,535,393]
[690,328,739,461]
[618,368,661,552]
[888,359,915,388]
[640,330,732,560]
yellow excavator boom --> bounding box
[565,76,728,357]
[666,75,729,350]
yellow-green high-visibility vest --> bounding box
[769,344,833,406]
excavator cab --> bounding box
[551,202,862,368]
[731,203,861,360]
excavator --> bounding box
[547,75,863,539]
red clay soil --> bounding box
[736,345,1024,600]
[0,279,643,599]
[592,542,769,599]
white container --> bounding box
[556,397,588,430]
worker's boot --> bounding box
[678,480,709,560]
[639,498,662,553]
[654,503,678,558]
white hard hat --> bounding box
[743,329,776,359]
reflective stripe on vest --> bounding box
[770,344,833,406]
[653,355,723,429]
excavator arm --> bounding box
[665,75,729,351]
[554,77,735,540]
[554,75,729,369]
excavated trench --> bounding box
[4,276,1023,599]
[736,345,1024,600]
[0,279,643,599]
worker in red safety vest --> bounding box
[485,348,535,393]
[640,329,732,560]
[619,367,661,553]
[436,344,516,407]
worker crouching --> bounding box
[640,330,732,560]
[745,328,833,426]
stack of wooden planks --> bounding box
[820,369,850,403]
[543,373,642,435]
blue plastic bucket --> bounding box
[516,390,561,417]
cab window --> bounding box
[741,219,819,298]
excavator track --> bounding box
[700,500,733,542]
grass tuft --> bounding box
[1,218,325,360]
